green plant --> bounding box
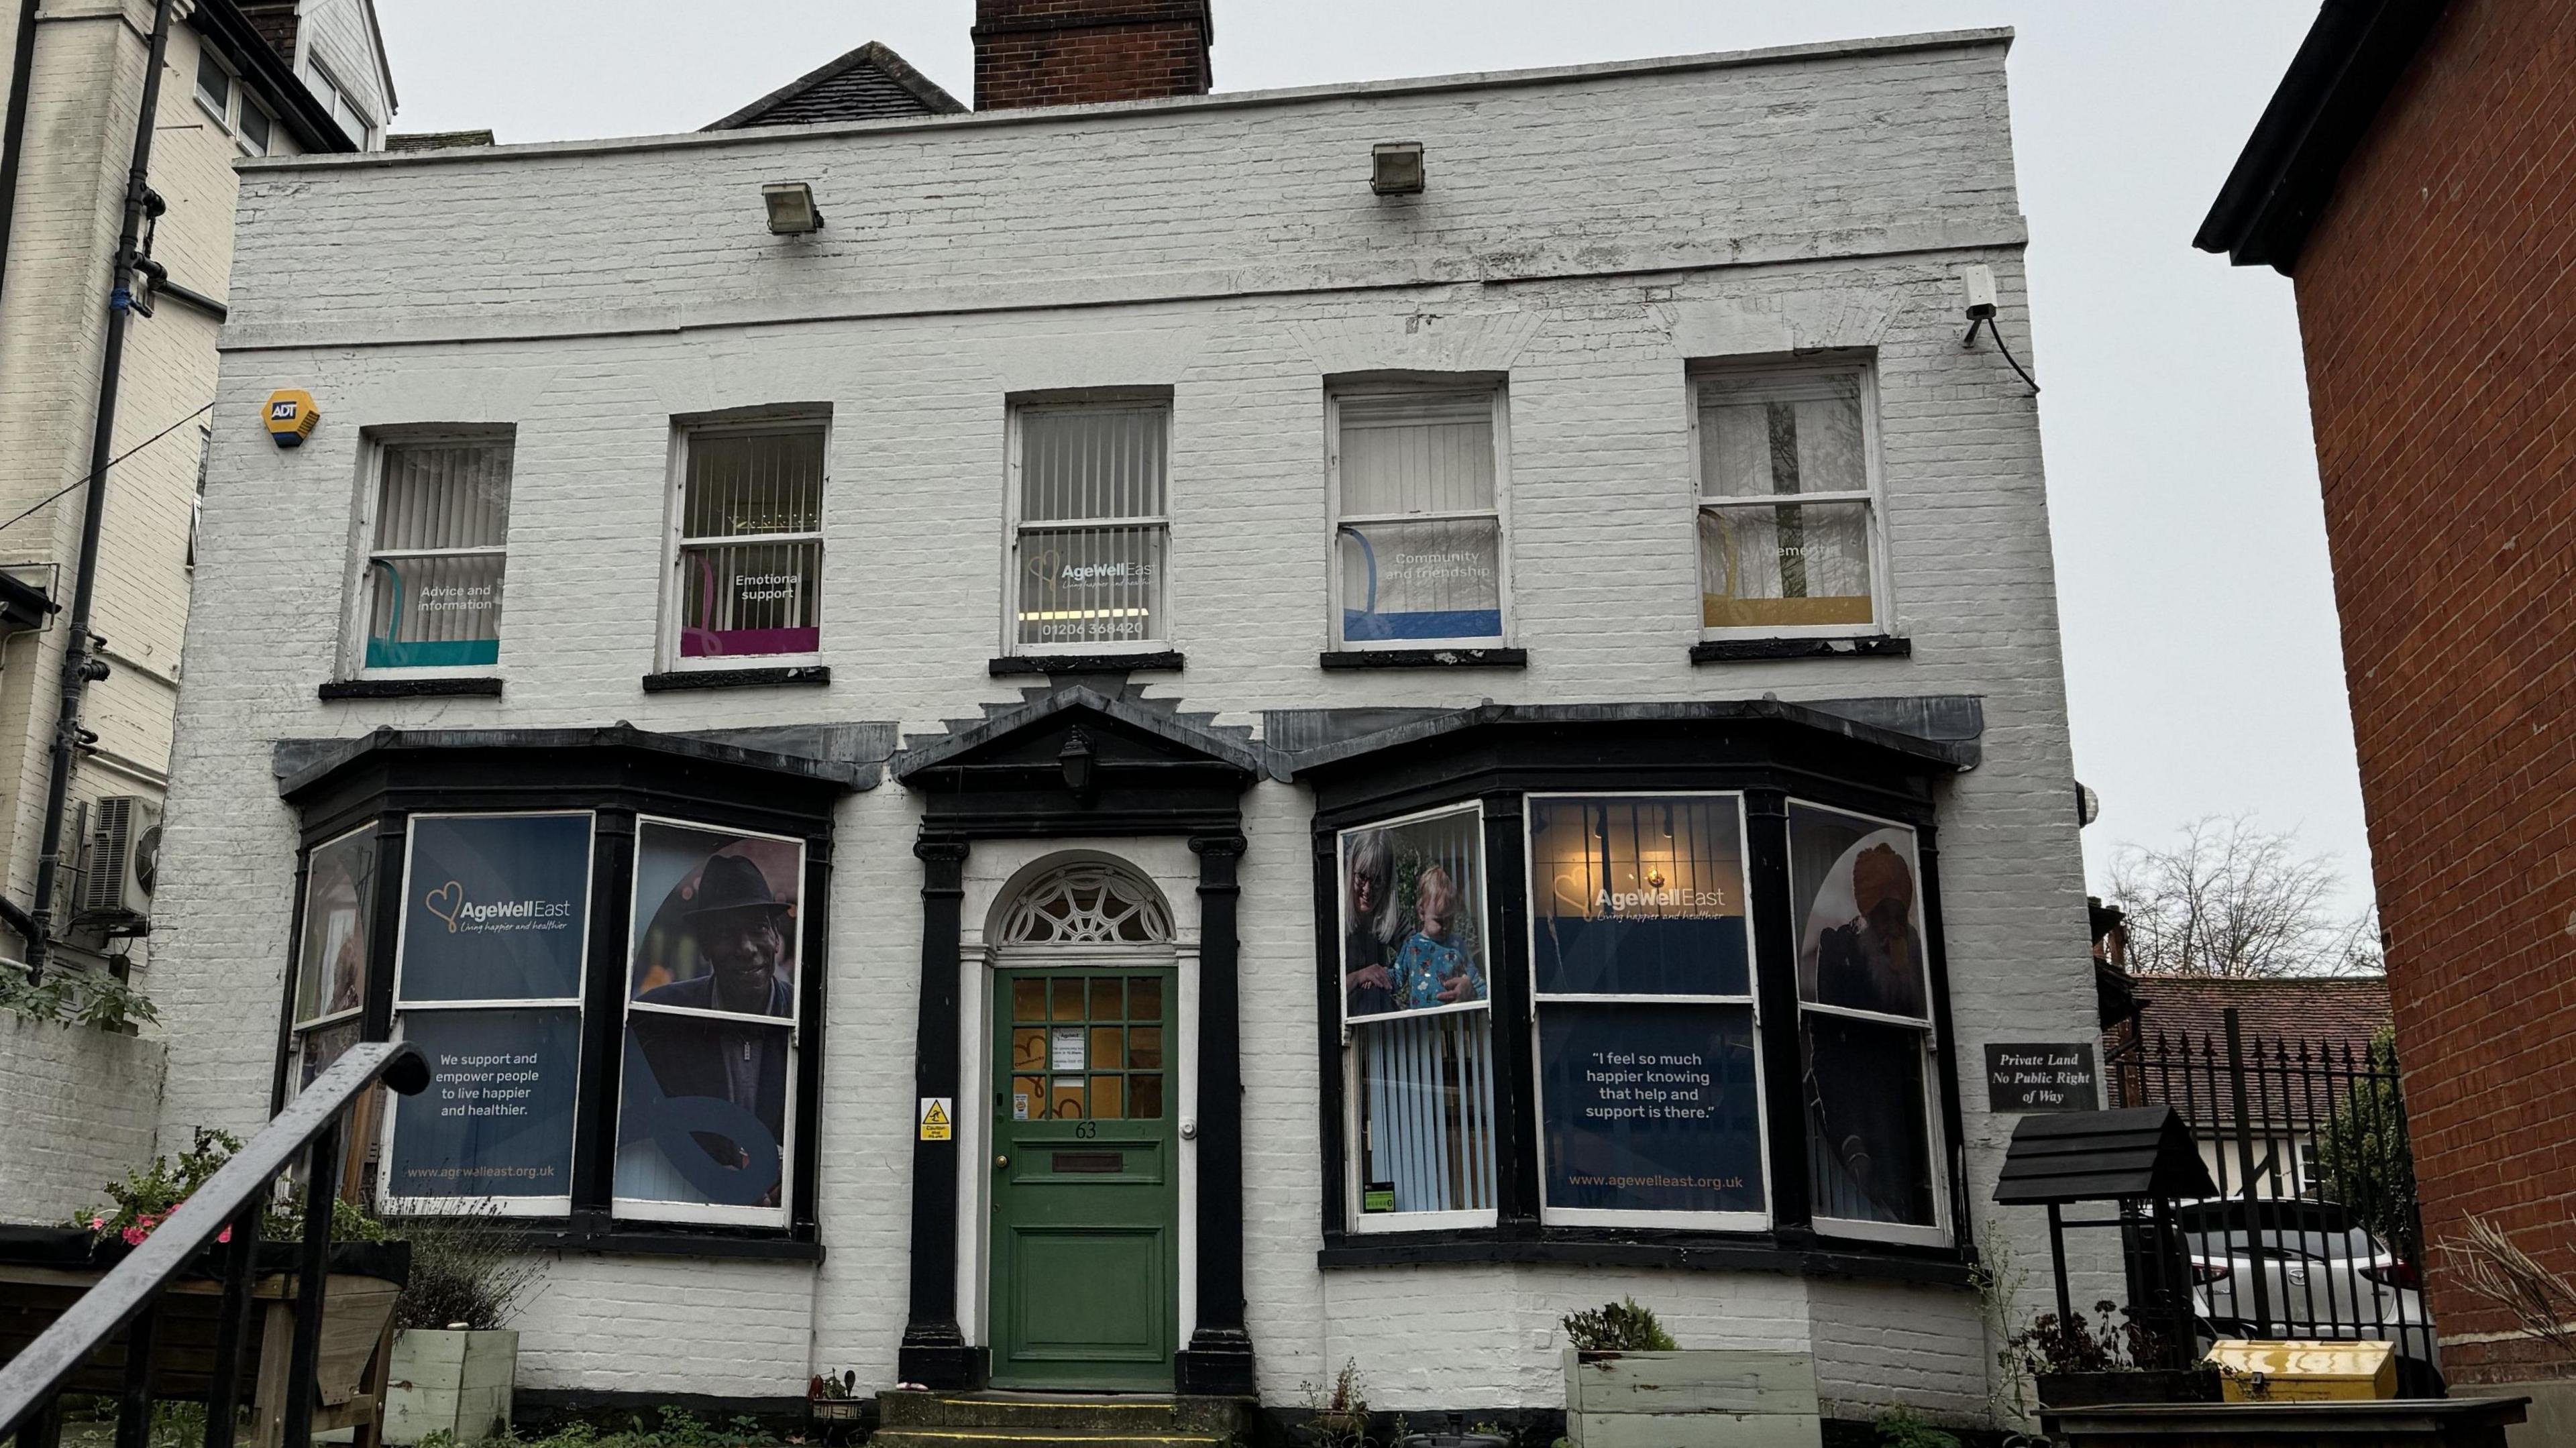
[1,961,158,1031]
[808,1371,859,1402]
[2314,1025,2422,1264]
[388,1203,541,1331]
[1970,1221,2037,1429]
[262,1183,392,1245]
[419,1407,784,1448]
[1559,1297,1676,1352]
[72,1128,242,1245]
[2004,1299,2166,1377]
[1874,1409,1962,1448]
[1297,1358,1372,1448]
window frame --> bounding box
[1336,799,1501,1236]
[376,810,598,1219]
[1686,358,1892,642]
[1523,790,1771,1233]
[284,822,378,1092]
[304,58,374,147]
[193,48,234,131]
[1324,380,1513,653]
[235,96,272,157]
[1002,393,1174,658]
[1786,795,1951,1249]
[659,412,831,673]
[345,427,517,681]
[610,812,808,1229]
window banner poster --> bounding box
[1338,807,1487,1025]
[387,1007,582,1201]
[1790,805,1929,1019]
[397,813,594,1003]
[1538,1003,1764,1213]
[1528,795,1750,995]
[616,820,804,1210]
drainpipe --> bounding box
[0,0,42,304]
[23,0,175,980]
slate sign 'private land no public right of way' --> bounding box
[1984,1042,2101,1113]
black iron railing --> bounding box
[0,1041,429,1448]
[2108,1007,2437,1390]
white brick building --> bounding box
[153,13,2102,1435]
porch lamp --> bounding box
[761,180,824,235]
[1058,728,1097,802]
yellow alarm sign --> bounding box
[263,389,319,447]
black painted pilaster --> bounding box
[1482,797,1542,1229]
[570,810,637,1220]
[899,834,974,1389]
[1176,832,1256,1398]
[1745,790,1815,1239]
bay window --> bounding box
[1009,398,1169,651]
[1693,365,1885,636]
[1313,720,1964,1270]
[669,421,827,664]
[278,730,843,1248]
[358,432,515,672]
[1329,384,1508,648]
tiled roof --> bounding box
[705,42,965,131]
[2129,974,2391,1052]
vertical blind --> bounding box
[1016,404,1168,648]
[366,438,513,669]
[679,428,825,659]
[1335,390,1503,643]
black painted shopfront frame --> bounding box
[268,726,856,1258]
[1297,712,1978,1282]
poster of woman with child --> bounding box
[1339,805,1489,1023]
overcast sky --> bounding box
[370,1,2370,913]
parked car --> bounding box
[2174,1199,2442,1396]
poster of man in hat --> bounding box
[619,820,804,1211]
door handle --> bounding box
[995,1154,1009,1167]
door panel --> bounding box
[990,966,1178,1390]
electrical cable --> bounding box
[0,399,211,539]
[1964,315,2041,396]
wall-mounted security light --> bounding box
[761,180,824,235]
[1957,262,2038,395]
[1371,142,1425,196]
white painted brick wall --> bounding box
[0,1013,168,1224]
[149,30,2112,1417]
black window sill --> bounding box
[641,665,830,693]
[502,1220,824,1262]
[989,651,1184,676]
[1320,647,1527,670]
[1317,1226,1970,1287]
[319,677,502,700]
[1690,634,1912,664]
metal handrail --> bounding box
[0,1040,430,1447]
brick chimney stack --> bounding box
[972,1,1214,111]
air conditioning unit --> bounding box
[78,794,160,932]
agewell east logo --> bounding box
[423,879,574,934]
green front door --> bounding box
[989,966,1179,1390]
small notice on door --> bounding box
[1050,1026,1085,1072]
[1012,1092,1030,1121]
[918,1097,953,1141]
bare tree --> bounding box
[2106,815,2380,978]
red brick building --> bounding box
[2198,0,2575,1396]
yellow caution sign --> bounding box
[2209,1340,2397,1401]
[918,1097,953,1142]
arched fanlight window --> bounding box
[1000,860,1173,945]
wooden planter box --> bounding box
[2039,1396,2529,1448]
[0,1226,410,1448]
[2040,1370,2224,1408]
[1563,1349,1823,1448]
[384,1329,517,1445]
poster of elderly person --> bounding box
[1339,805,1489,1025]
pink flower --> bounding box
[121,1226,148,1246]
[216,1226,231,1244]
[87,1215,107,1231]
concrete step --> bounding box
[877,1391,1251,1438]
